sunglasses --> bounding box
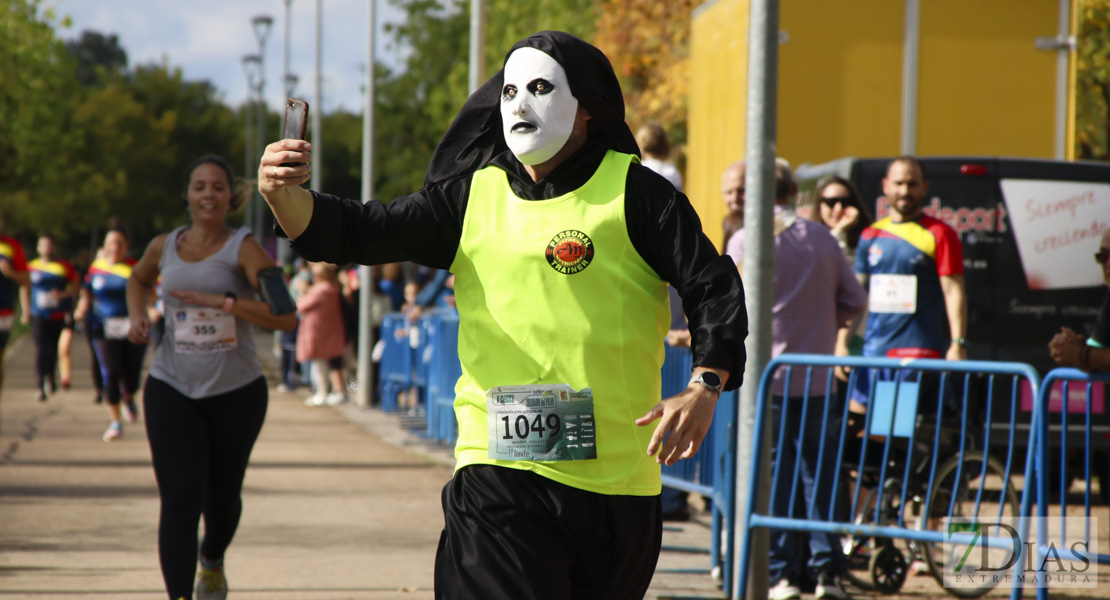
[1097,248,1110,265]
[820,196,853,207]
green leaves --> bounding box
[1075,0,1110,160]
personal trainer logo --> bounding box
[546,230,594,275]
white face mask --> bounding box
[500,47,579,166]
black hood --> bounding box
[424,30,639,188]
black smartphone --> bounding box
[281,97,309,166]
[257,266,297,315]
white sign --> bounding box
[1000,179,1109,290]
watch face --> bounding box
[701,372,722,388]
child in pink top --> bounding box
[296,262,347,406]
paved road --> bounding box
[0,330,724,600]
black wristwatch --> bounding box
[688,371,723,395]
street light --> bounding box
[250,14,273,236]
[241,54,261,230]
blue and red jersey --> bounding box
[855,214,963,358]
[0,235,29,319]
[29,258,79,319]
[85,258,136,320]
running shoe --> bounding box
[195,565,228,600]
[304,393,326,407]
[102,422,122,442]
[35,388,47,402]
[325,391,348,406]
[123,402,139,423]
[816,572,851,600]
[769,578,801,600]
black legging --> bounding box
[30,316,65,390]
[90,337,146,404]
[143,375,268,599]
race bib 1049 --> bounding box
[486,384,596,462]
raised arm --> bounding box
[258,139,314,240]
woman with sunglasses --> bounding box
[1048,229,1110,373]
[807,175,874,262]
[806,176,875,361]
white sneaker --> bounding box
[325,391,348,406]
[304,393,326,407]
[769,578,801,600]
[816,572,851,600]
[102,422,122,442]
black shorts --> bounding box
[435,464,662,600]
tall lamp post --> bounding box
[251,14,274,236]
[276,72,299,267]
[241,54,261,229]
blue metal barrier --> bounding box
[735,354,1039,600]
[423,310,461,444]
[377,313,410,412]
[659,344,737,589]
[1028,368,1110,600]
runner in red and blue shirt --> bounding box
[25,234,79,399]
[0,218,30,398]
[851,158,967,410]
[855,213,963,358]
[75,230,147,439]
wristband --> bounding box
[1080,344,1092,369]
[223,292,237,313]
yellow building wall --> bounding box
[688,0,1068,249]
[778,1,903,167]
[917,0,1058,158]
[688,0,749,250]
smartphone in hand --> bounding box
[281,98,309,166]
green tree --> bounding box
[368,0,597,202]
[65,30,127,87]
[1075,0,1110,160]
[0,0,79,191]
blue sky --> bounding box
[49,0,406,113]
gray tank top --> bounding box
[149,226,262,398]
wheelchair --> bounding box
[838,409,1021,598]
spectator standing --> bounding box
[806,176,875,378]
[74,229,147,441]
[721,161,745,254]
[283,257,313,391]
[22,234,79,401]
[297,261,348,406]
[850,157,967,416]
[125,154,297,600]
[1049,228,1110,372]
[259,30,747,599]
[378,262,405,311]
[635,122,683,191]
[0,209,31,400]
[727,158,866,600]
